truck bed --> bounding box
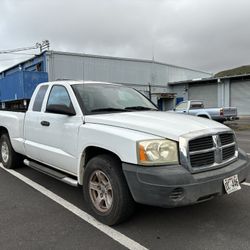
[0,111,26,155]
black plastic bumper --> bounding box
[122,149,249,207]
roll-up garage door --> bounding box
[231,80,250,115]
[188,83,218,107]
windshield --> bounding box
[72,83,158,114]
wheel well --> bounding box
[83,146,121,167]
[0,127,8,137]
[197,115,209,119]
[78,146,122,185]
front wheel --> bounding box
[83,154,135,225]
[0,134,22,169]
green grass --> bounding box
[215,65,250,77]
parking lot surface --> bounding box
[1,118,250,250]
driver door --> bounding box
[175,101,188,114]
[25,85,83,175]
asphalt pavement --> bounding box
[1,119,250,250]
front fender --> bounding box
[76,123,162,184]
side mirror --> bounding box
[46,104,76,116]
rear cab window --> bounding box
[32,85,48,112]
[190,101,204,109]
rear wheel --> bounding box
[83,154,135,225]
[0,134,22,169]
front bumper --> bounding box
[122,149,249,207]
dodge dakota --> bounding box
[0,81,248,225]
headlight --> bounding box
[137,139,179,165]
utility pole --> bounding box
[148,82,152,100]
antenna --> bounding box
[151,38,155,61]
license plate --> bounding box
[223,174,241,194]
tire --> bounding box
[83,154,135,225]
[0,133,22,169]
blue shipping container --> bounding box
[0,71,48,102]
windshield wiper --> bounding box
[91,106,158,113]
[125,106,158,111]
[91,108,129,113]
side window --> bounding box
[190,102,204,109]
[47,85,72,109]
[175,102,187,111]
[33,85,48,112]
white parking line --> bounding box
[247,153,250,156]
[0,165,148,250]
[242,182,250,187]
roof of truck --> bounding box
[39,80,122,86]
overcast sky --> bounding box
[0,0,250,73]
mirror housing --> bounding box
[46,104,76,116]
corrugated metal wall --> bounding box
[171,84,188,102]
[168,66,209,83]
[170,77,250,115]
[188,83,218,107]
[217,80,230,107]
[230,80,250,115]
[43,51,212,109]
[47,51,211,89]
[49,53,151,84]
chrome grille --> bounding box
[188,133,237,170]
[190,151,214,167]
[189,136,213,151]
[222,145,236,161]
[219,134,234,145]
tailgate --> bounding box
[223,107,237,117]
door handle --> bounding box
[41,121,50,127]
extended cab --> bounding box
[173,100,239,122]
[0,81,249,225]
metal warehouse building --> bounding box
[169,74,250,115]
[0,50,211,110]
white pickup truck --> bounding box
[0,81,249,225]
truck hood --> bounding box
[85,111,229,141]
